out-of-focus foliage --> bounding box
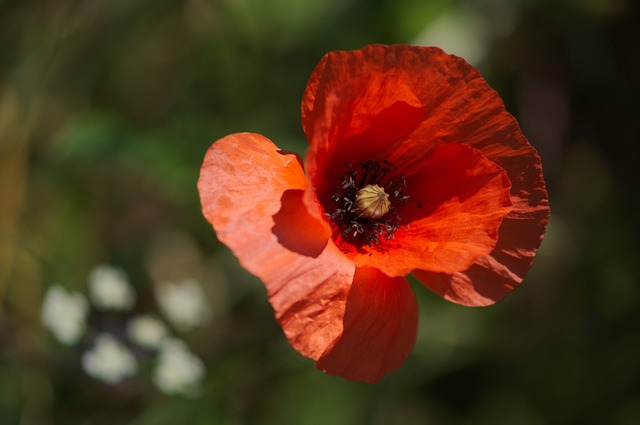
[1,0,639,424]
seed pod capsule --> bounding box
[355,184,391,219]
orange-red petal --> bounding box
[353,142,513,276]
[302,44,549,304]
[405,53,550,305]
[198,133,355,359]
[315,267,418,383]
[302,44,448,144]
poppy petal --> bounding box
[410,108,550,306]
[198,133,355,359]
[413,249,529,307]
[353,142,513,276]
[302,44,549,305]
[302,44,440,143]
[315,267,418,383]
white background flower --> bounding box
[127,315,168,349]
[154,339,205,396]
[154,279,210,331]
[41,285,88,345]
[88,265,136,311]
[82,334,138,384]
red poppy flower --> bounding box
[198,44,549,383]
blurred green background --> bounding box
[1,0,639,424]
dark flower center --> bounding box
[325,160,409,246]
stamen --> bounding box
[325,160,410,246]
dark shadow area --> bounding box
[272,189,329,258]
